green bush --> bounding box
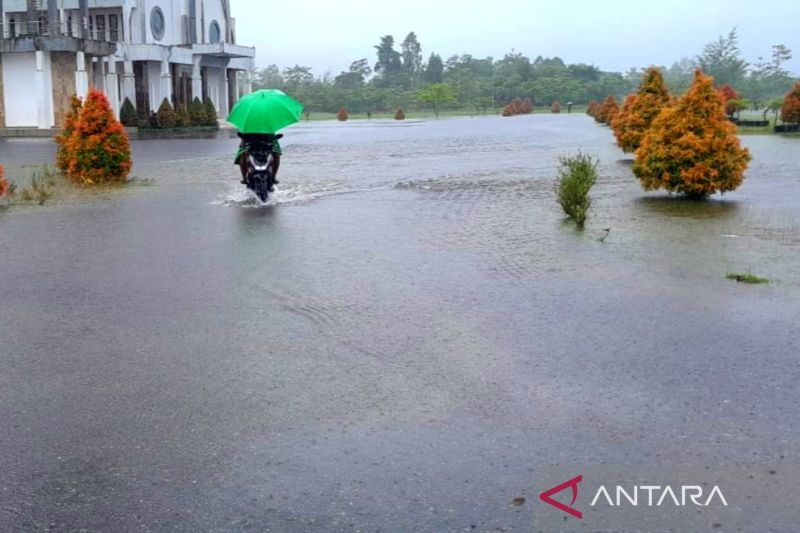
[557,152,598,230]
[203,98,218,127]
[120,97,137,127]
[175,105,191,127]
[156,98,176,129]
[189,97,206,126]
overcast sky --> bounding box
[232,0,799,76]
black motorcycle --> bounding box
[239,133,283,202]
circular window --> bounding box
[209,20,221,44]
[150,7,165,41]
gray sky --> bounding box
[232,0,799,76]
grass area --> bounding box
[726,272,770,285]
[298,107,582,122]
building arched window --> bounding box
[209,20,221,44]
[150,7,165,41]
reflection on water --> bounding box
[634,196,741,219]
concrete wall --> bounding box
[201,0,226,43]
[2,52,39,127]
[0,56,5,128]
[51,52,77,128]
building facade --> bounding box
[0,0,255,129]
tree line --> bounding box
[247,29,796,116]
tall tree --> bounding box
[417,83,456,118]
[696,28,748,88]
[401,32,423,80]
[374,35,402,76]
[424,53,444,84]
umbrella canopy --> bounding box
[227,89,303,134]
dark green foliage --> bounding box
[156,98,176,129]
[174,105,191,127]
[557,152,599,230]
[189,97,207,126]
[120,98,137,127]
[203,98,218,127]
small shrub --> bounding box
[551,101,561,113]
[18,166,57,205]
[156,98,176,129]
[56,95,83,173]
[203,98,218,127]
[189,97,206,126]
[65,88,132,184]
[556,152,599,230]
[395,108,406,120]
[337,107,349,121]
[595,96,619,124]
[502,97,534,117]
[586,100,599,117]
[717,85,740,119]
[726,272,769,285]
[120,97,137,127]
[175,105,191,128]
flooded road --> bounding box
[1,116,799,531]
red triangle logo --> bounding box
[539,475,583,519]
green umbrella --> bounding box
[227,89,303,134]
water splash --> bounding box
[212,181,354,208]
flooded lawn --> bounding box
[1,115,798,531]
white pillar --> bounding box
[160,60,172,105]
[191,58,202,102]
[75,52,89,98]
[105,60,120,117]
[35,51,54,129]
[122,60,136,105]
[243,69,252,95]
[93,58,105,91]
[220,68,229,118]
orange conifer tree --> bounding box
[780,81,800,125]
[337,107,349,121]
[612,67,671,153]
[717,85,740,119]
[633,69,751,198]
[595,96,619,124]
[56,95,83,173]
[65,88,132,184]
[0,164,8,198]
[586,100,599,117]
[551,101,561,113]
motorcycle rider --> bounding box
[234,132,282,188]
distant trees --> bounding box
[245,30,795,118]
[612,67,671,152]
[633,70,751,198]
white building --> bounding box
[0,0,255,129]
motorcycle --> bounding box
[240,133,283,202]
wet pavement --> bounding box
[0,116,799,532]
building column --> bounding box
[160,60,172,105]
[243,69,253,95]
[75,52,89,98]
[105,59,120,117]
[220,68,229,118]
[35,51,53,129]
[122,60,136,105]
[191,58,202,102]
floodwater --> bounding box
[0,116,798,532]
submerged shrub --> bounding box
[0,164,8,198]
[781,81,800,125]
[557,152,599,230]
[595,96,619,124]
[551,101,561,113]
[337,107,349,121]
[633,69,751,198]
[395,108,406,120]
